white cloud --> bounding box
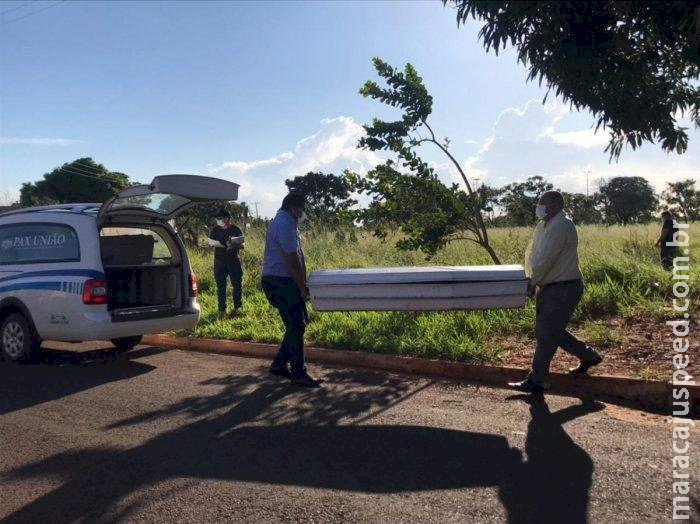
[206,116,382,217]
[549,129,609,149]
[0,137,85,146]
[464,99,699,194]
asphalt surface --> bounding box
[0,343,697,523]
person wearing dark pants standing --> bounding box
[655,210,679,270]
[261,192,322,388]
[509,191,602,394]
[209,207,244,317]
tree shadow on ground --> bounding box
[0,345,163,415]
[2,370,603,523]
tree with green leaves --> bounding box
[598,176,657,225]
[446,1,700,158]
[496,175,553,226]
[350,57,501,263]
[20,158,130,207]
[284,171,357,227]
[661,179,699,222]
[562,192,603,225]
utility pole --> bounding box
[252,202,260,219]
[583,170,592,197]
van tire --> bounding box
[1,313,41,363]
[111,336,142,352]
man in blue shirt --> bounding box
[261,193,323,387]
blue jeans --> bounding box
[261,276,308,378]
[214,261,243,312]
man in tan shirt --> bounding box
[509,190,602,393]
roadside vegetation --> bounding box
[180,223,699,367]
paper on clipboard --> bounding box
[207,238,225,248]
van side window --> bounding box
[0,223,80,265]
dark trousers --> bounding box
[527,280,598,385]
[214,261,243,312]
[661,246,678,270]
[261,276,308,378]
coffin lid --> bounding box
[308,265,527,286]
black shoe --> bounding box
[269,366,292,380]
[569,354,603,375]
[507,379,549,394]
[291,374,324,388]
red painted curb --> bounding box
[142,334,698,414]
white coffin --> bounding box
[308,265,529,312]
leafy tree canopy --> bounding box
[562,192,603,225]
[598,176,657,224]
[447,1,700,158]
[284,171,357,226]
[661,179,699,221]
[353,58,501,263]
[496,175,553,226]
[20,157,130,207]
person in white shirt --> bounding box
[509,191,602,393]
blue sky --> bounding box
[1,0,697,216]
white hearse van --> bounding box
[0,174,239,362]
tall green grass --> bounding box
[181,223,699,364]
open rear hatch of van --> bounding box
[97,175,239,320]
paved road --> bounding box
[0,343,696,523]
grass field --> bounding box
[179,223,699,367]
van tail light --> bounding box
[189,273,198,297]
[83,279,109,305]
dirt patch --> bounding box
[497,317,697,380]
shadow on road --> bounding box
[2,367,603,523]
[0,345,163,415]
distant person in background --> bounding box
[655,210,679,270]
[509,190,602,394]
[208,207,244,317]
[261,192,323,388]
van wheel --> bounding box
[111,336,142,352]
[1,313,41,363]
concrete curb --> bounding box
[142,334,698,414]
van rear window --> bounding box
[0,223,80,264]
[100,227,173,265]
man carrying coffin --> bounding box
[509,191,603,394]
[261,193,323,388]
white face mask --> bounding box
[216,219,226,227]
[298,211,307,224]
[535,204,548,220]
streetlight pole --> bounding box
[584,170,592,197]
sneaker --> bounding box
[268,366,293,380]
[507,379,550,394]
[291,374,324,388]
[569,354,603,375]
